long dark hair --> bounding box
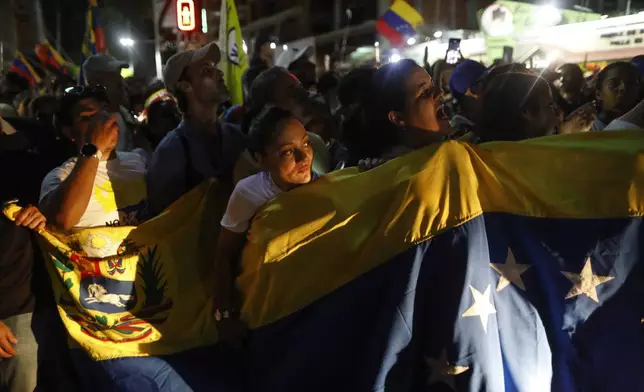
[365,59,421,157]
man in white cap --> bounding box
[146,42,247,215]
[83,54,136,152]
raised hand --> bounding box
[86,112,119,154]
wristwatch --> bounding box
[214,309,232,322]
[80,143,102,160]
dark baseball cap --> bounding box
[449,60,488,97]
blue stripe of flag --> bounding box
[91,7,100,28]
[14,60,32,76]
[381,9,417,37]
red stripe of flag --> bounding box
[9,62,35,86]
[376,19,404,47]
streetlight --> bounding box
[270,42,277,50]
[535,4,562,26]
[283,44,288,50]
[119,37,135,75]
[119,37,135,47]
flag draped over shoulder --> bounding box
[4,180,233,361]
[6,132,644,391]
[377,0,424,47]
[80,0,106,84]
[9,51,42,87]
[218,0,248,105]
[239,131,644,391]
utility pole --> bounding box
[11,0,45,53]
[56,0,61,50]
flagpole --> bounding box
[152,0,163,79]
[56,0,62,51]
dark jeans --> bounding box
[0,309,77,392]
[0,313,37,392]
[70,344,244,392]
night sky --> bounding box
[40,0,644,79]
[42,0,155,76]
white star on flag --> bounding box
[562,257,614,303]
[461,285,497,333]
[490,248,531,292]
[425,349,470,390]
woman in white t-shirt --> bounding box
[213,107,317,340]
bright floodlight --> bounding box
[374,41,380,47]
[406,37,416,45]
[433,31,443,38]
[283,44,288,50]
[270,42,277,50]
[119,37,134,47]
[536,4,561,25]
[390,53,401,63]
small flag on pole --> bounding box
[218,0,248,105]
[35,40,71,76]
[80,0,106,84]
[9,51,42,86]
[376,0,424,47]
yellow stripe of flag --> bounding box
[17,51,42,85]
[390,0,424,29]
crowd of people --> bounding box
[1,35,644,390]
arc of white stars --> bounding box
[461,285,497,333]
[490,248,531,292]
[561,257,614,303]
[425,349,470,391]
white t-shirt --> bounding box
[40,151,148,229]
[605,119,640,131]
[221,171,284,233]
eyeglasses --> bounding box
[63,85,108,102]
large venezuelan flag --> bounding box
[240,131,644,391]
[6,131,644,391]
[377,0,424,47]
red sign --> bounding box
[176,0,196,31]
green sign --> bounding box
[478,1,600,63]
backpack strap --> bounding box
[177,132,203,193]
